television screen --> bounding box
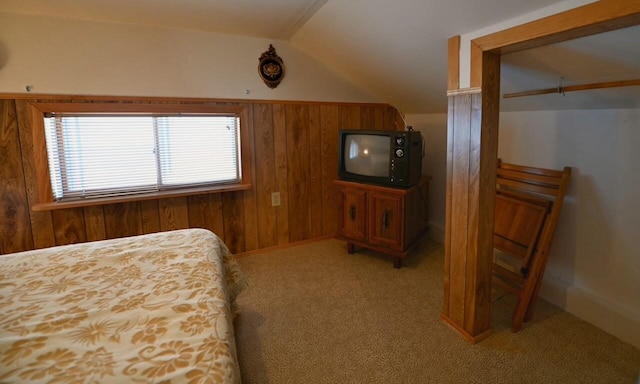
[343,134,390,177]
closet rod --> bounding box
[503,78,640,99]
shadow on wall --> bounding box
[553,110,633,300]
[0,41,8,70]
[568,172,614,286]
[545,168,579,290]
[546,109,638,316]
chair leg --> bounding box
[524,251,549,322]
[512,274,543,332]
[511,295,529,332]
[523,276,541,323]
[512,250,548,331]
[524,256,550,322]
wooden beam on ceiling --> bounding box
[474,0,640,54]
[470,0,640,87]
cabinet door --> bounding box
[369,192,403,249]
[340,188,367,241]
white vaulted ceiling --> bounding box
[0,0,329,39]
[0,0,637,113]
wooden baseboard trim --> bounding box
[234,235,336,258]
[440,313,492,344]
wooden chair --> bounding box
[493,160,571,332]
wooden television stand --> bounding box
[333,177,429,268]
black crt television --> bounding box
[338,129,423,188]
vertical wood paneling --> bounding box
[443,88,495,341]
[473,52,501,335]
[3,97,398,258]
[272,104,290,244]
[241,103,259,252]
[339,105,361,130]
[252,104,278,248]
[443,97,455,316]
[0,100,34,254]
[449,94,472,326]
[373,107,385,130]
[140,200,161,234]
[84,206,106,241]
[384,106,400,131]
[187,194,224,235]
[286,104,310,242]
[308,105,323,238]
[159,197,189,231]
[360,106,376,129]
[464,93,482,333]
[104,202,143,239]
[320,105,340,236]
[222,191,245,254]
[52,208,87,245]
[362,105,388,131]
[15,100,55,249]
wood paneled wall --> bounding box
[0,97,402,255]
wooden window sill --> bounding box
[32,183,252,211]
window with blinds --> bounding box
[43,113,241,201]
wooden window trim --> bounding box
[27,101,253,211]
[32,183,252,211]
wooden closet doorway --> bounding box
[442,0,640,343]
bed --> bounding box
[0,228,247,384]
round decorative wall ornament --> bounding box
[258,44,285,89]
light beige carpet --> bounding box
[234,238,640,383]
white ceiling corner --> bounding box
[0,0,329,39]
[277,0,328,40]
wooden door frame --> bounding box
[443,0,640,343]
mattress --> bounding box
[0,228,246,383]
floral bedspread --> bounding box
[0,228,246,384]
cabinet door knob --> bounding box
[349,204,356,221]
[382,210,390,229]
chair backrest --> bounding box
[494,191,550,271]
[497,160,570,200]
[496,160,571,263]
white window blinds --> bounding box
[43,114,241,201]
